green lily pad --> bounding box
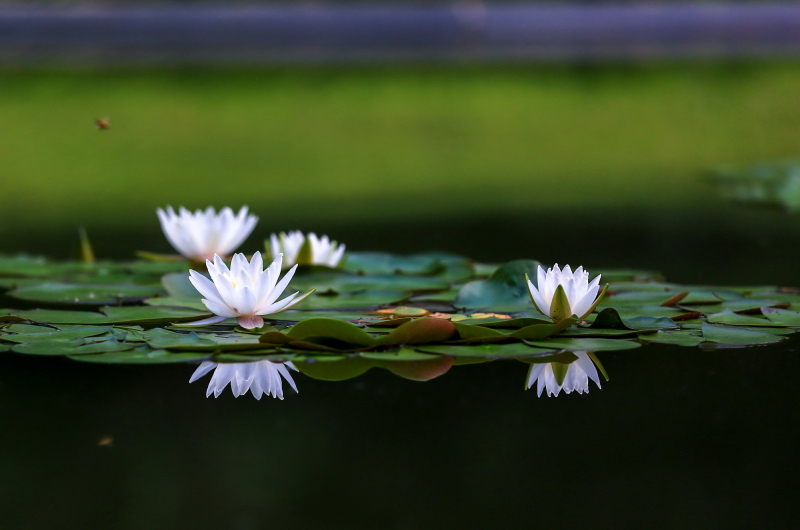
[360,350,441,361]
[415,343,559,359]
[379,317,456,345]
[701,322,784,345]
[70,349,210,364]
[526,337,642,352]
[268,311,381,323]
[13,309,114,325]
[0,255,54,277]
[591,307,677,331]
[13,337,134,355]
[101,305,210,324]
[9,283,164,304]
[454,259,540,309]
[707,308,785,327]
[144,296,208,311]
[3,323,59,333]
[1,326,112,344]
[295,356,374,381]
[212,352,295,363]
[342,252,447,276]
[761,307,800,326]
[161,272,199,297]
[286,318,376,347]
[297,291,409,310]
[289,272,449,294]
[638,330,705,347]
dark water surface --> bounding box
[1,343,799,529]
[2,206,800,528]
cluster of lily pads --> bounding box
[1,206,799,400]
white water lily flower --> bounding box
[527,264,603,320]
[157,206,258,261]
[186,252,313,329]
[526,352,601,397]
[269,230,345,268]
[190,360,298,399]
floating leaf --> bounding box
[289,272,449,294]
[526,337,641,352]
[295,357,374,381]
[70,349,209,364]
[455,259,540,309]
[342,252,446,276]
[9,283,163,304]
[416,343,559,359]
[298,291,409,310]
[1,326,112,344]
[707,308,784,327]
[3,323,58,333]
[267,311,380,323]
[101,306,210,324]
[286,318,376,347]
[13,337,134,355]
[761,307,800,326]
[701,322,784,345]
[591,307,677,331]
[379,317,456,345]
[144,296,208,311]
[639,330,704,347]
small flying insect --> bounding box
[95,117,110,130]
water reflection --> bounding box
[189,360,299,399]
[187,353,606,399]
[526,351,602,397]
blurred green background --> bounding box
[1,64,799,232]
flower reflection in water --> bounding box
[526,352,602,397]
[190,360,299,400]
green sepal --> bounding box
[587,352,609,381]
[552,361,570,386]
[579,284,609,320]
[549,284,572,323]
[78,227,95,264]
[525,362,535,390]
[296,236,314,266]
[524,273,545,315]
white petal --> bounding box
[527,279,551,317]
[527,363,546,389]
[189,361,217,383]
[180,315,228,327]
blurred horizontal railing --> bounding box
[2,3,800,64]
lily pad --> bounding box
[297,291,409,310]
[639,330,705,347]
[9,283,163,304]
[415,343,560,359]
[707,308,784,327]
[1,326,112,344]
[761,307,800,326]
[379,317,456,345]
[70,349,210,364]
[286,318,376,347]
[454,260,540,309]
[526,337,642,352]
[701,323,784,345]
[13,337,134,355]
[289,272,449,294]
[342,252,447,276]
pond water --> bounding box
[1,208,800,529]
